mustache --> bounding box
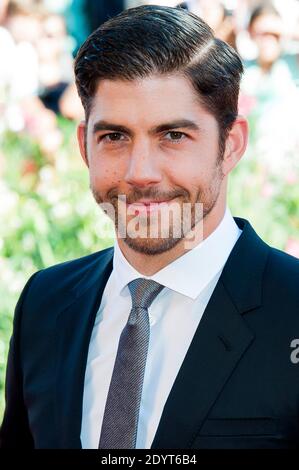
[106,187,190,205]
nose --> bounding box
[124,139,163,187]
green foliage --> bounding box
[0,118,114,418]
[228,116,299,248]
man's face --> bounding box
[250,14,282,65]
[78,74,226,255]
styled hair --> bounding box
[74,4,243,155]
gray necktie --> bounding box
[98,277,165,449]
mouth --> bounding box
[126,198,176,213]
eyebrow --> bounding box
[92,119,201,136]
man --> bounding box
[1,5,299,450]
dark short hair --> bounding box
[74,4,243,155]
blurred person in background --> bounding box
[0,0,76,156]
[0,0,41,125]
[37,11,73,114]
[246,3,299,83]
[177,0,237,47]
[226,1,299,63]
[240,3,299,174]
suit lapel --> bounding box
[54,248,113,448]
[151,217,270,449]
[151,279,254,449]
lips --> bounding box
[129,200,170,205]
[126,198,175,213]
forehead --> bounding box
[251,14,282,33]
[88,74,216,128]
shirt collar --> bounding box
[112,207,242,300]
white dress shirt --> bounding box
[80,207,242,449]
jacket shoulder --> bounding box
[22,246,114,302]
[264,245,299,302]
[267,245,299,276]
[38,246,113,277]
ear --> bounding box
[77,120,89,168]
[221,115,248,176]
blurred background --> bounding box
[0,0,299,419]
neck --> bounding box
[258,59,275,73]
[117,200,227,276]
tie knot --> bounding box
[128,278,165,309]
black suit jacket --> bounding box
[1,217,299,449]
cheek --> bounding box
[90,168,113,184]
[167,167,207,197]
[168,154,211,186]
[89,160,124,190]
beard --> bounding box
[91,163,224,256]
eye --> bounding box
[99,132,126,143]
[164,131,187,142]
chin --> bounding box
[123,235,182,256]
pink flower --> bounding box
[22,159,38,176]
[285,238,299,258]
[238,93,257,116]
[261,183,275,198]
[285,172,298,185]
